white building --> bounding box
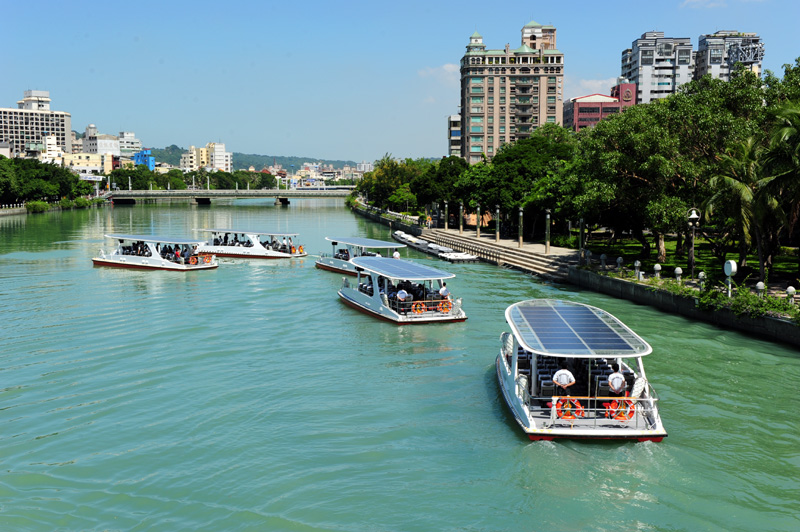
[695,30,764,81]
[621,31,694,104]
[447,114,461,157]
[180,142,233,172]
[118,131,143,157]
[0,90,72,157]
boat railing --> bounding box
[388,296,459,316]
[541,394,661,431]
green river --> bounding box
[0,199,797,531]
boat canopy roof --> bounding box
[106,234,205,245]
[325,236,405,249]
[351,257,455,281]
[197,229,299,237]
[506,299,652,358]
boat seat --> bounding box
[539,381,555,398]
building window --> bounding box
[488,97,494,104]
[470,146,482,152]
[547,96,556,104]
[470,126,483,133]
[471,77,483,83]
[470,96,484,103]
[470,116,483,123]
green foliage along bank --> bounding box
[358,60,800,283]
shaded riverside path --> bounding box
[0,199,798,531]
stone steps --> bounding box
[422,229,575,281]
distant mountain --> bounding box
[148,145,359,171]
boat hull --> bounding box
[196,245,305,259]
[315,258,358,275]
[92,257,218,271]
[338,289,466,325]
[495,354,666,442]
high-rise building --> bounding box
[0,90,72,157]
[621,31,693,104]
[694,30,764,81]
[447,115,461,157]
[460,20,564,163]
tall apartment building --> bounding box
[180,142,232,172]
[460,20,564,163]
[694,30,764,81]
[0,90,72,157]
[621,31,693,104]
[447,115,461,157]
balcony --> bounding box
[515,105,533,117]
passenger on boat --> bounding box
[439,282,450,299]
[553,363,576,396]
[608,364,627,398]
[392,250,400,259]
[397,289,409,314]
[223,234,229,245]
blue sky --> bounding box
[2,0,797,163]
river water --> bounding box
[0,199,797,531]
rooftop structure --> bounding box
[695,30,764,81]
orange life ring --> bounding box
[606,399,636,421]
[437,300,452,313]
[411,302,425,314]
[555,397,584,420]
[203,255,211,264]
[189,256,198,265]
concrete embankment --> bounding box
[0,208,26,217]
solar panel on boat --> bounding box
[508,300,650,357]
[326,237,405,248]
[350,257,455,280]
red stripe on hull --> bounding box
[208,252,305,259]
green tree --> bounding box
[0,156,21,203]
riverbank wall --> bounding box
[0,207,26,217]
[568,267,800,348]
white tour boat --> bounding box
[92,234,218,271]
[496,299,667,442]
[195,229,307,259]
[338,257,467,324]
[316,236,406,275]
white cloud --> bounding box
[418,63,460,88]
[680,0,727,8]
[563,76,619,101]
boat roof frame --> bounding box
[326,236,406,249]
[106,234,206,245]
[351,256,455,281]
[505,299,652,359]
[197,229,299,237]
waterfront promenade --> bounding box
[421,227,578,281]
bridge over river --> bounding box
[106,188,353,205]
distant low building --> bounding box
[180,142,232,172]
[563,80,637,132]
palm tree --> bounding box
[706,137,782,281]
[769,101,800,274]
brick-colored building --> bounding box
[563,82,636,132]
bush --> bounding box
[91,198,107,206]
[552,234,578,249]
[74,197,90,208]
[59,198,75,209]
[25,200,50,213]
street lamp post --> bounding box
[545,209,551,255]
[688,207,700,281]
[495,205,500,243]
[476,203,481,238]
[444,201,448,231]
[459,202,463,235]
[518,206,523,248]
